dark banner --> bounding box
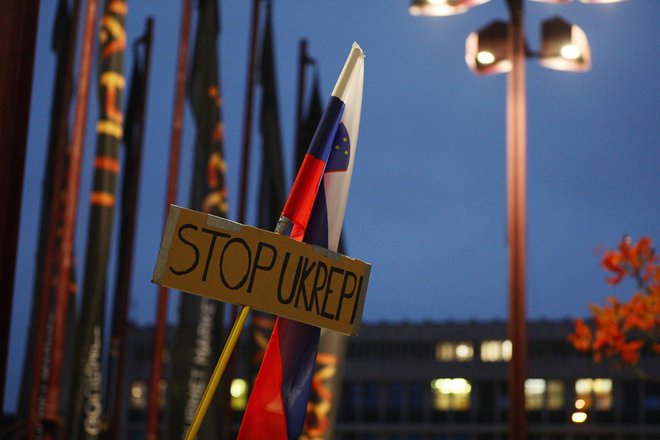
[105,18,152,439]
[68,1,126,438]
[166,0,229,438]
[248,0,285,384]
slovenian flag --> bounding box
[237,43,364,440]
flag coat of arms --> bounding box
[237,42,364,440]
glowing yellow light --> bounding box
[131,385,143,399]
[525,378,546,395]
[575,398,586,409]
[575,378,592,394]
[560,44,581,60]
[477,51,496,65]
[456,343,473,360]
[593,378,612,393]
[230,378,247,398]
[431,378,471,394]
[572,411,588,423]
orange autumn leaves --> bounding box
[568,236,660,367]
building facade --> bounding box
[121,319,660,439]
[335,320,660,440]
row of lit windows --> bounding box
[436,340,512,362]
[430,377,613,413]
[128,376,613,414]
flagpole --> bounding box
[294,39,309,161]
[146,0,193,438]
[0,0,41,419]
[184,306,250,440]
[24,0,81,436]
[184,216,291,440]
[41,0,99,437]
[106,18,153,440]
[237,0,261,224]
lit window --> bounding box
[480,340,512,362]
[547,380,565,410]
[524,379,564,410]
[575,378,612,411]
[525,379,546,410]
[230,378,248,410]
[130,381,147,409]
[435,342,474,362]
[431,378,471,411]
[158,379,167,408]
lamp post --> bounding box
[505,2,527,439]
[409,1,623,439]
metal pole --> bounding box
[0,0,41,419]
[505,1,527,439]
[146,1,193,438]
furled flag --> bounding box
[250,0,286,384]
[301,71,350,440]
[68,1,126,438]
[167,0,230,438]
[237,42,364,440]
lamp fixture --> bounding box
[540,17,591,72]
[409,0,490,17]
[465,21,511,75]
[518,0,627,4]
[529,0,573,3]
[580,0,627,3]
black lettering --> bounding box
[200,228,230,281]
[294,258,317,311]
[219,238,251,290]
[335,271,357,321]
[321,266,344,319]
[350,276,365,324]
[310,261,328,316]
[247,241,278,293]
[169,224,199,276]
[277,253,303,304]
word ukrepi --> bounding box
[153,206,371,335]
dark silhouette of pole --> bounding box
[43,0,99,437]
[146,1,193,438]
[22,0,80,437]
[237,0,262,224]
[225,2,262,433]
[107,17,154,440]
[0,0,41,419]
[505,1,527,439]
[294,39,309,163]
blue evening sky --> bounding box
[6,0,659,412]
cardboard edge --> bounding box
[152,205,181,284]
[205,210,242,233]
[347,263,371,336]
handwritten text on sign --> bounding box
[152,206,370,335]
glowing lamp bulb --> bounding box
[560,44,581,60]
[477,50,496,65]
[571,411,588,424]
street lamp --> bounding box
[409,0,623,439]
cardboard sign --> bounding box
[152,206,371,336]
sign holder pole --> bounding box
[183,216,291,440]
